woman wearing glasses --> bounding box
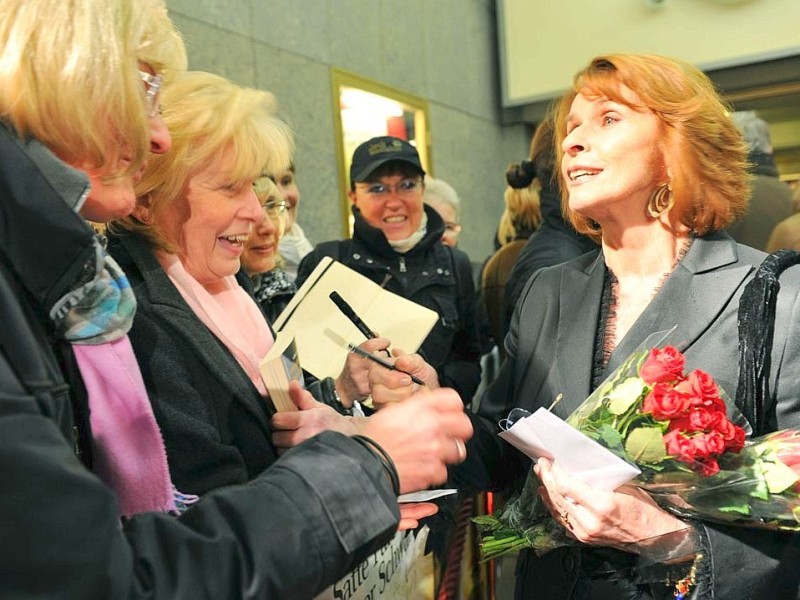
[295,136,484,410]
[241,177,296,323]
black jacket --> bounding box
[504,178,596,340]
[454,234,800,599]
[0,124,399,598]
[297,205,483,403]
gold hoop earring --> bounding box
[647,182,674,219]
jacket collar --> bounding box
[0,124,95,315]
[553,233,751,414]
[351,203,446,259]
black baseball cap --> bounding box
[349,136,425,183]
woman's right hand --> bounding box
[369,350,440,410]
[361,387,471,494]
[335,337,392,405]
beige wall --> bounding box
[166,0,531,265]
[500,0,800,105]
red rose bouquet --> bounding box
[475,331,800,562]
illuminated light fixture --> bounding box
[340,88,404,117]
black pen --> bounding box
[347,343,426,386]
[329,291,376,340]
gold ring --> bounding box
[454,439,467,463]
[561,511,572,528]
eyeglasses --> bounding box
[262,199,288,220]
[357,178,423,198]
[139,70,163,117]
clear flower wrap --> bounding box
[475,330,800,564]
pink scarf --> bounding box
[74,336,177,517]
[156,252,273,395]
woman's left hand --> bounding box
[271,382,363,449]
[535,458,687,548]
[369,350,439,410]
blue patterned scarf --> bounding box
[50,236,135,344]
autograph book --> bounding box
[272,257,438,380]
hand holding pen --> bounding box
[328,291,434,404]
[347,344,426,386]
[368,349,440,410]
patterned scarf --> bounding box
[57,238,186,517]
[253,268,297,306]
[51,237,135,344]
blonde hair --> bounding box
[253,175,287,242]
[117,71,293,250]
[554,53,749,241]
[497,117,556,245]
[497,181,541,246]
[0,0,186,174]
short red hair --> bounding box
[554,53,749,241]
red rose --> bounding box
[664,430,696,463]
[728,426,746,453]
[693,457,721,477]
[713,418,746,453]
[690,431,725,457]
[640,346,685,385]
[669,407,716,433]
[673,379,703,410]
[685,370,721,403]
[702,394,727,414]
[642,382,690,421]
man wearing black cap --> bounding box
[296,136,483,407]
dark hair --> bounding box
[506,160,536,189]
[505,113,557,189]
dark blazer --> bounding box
[108,233,278,495]
[457,233,800,599]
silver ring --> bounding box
[454,439,467,463]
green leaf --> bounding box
[717,502,752,516]
[625,426,667,463]
[761,458,800,494]
[597,424,624,450]
[607,377,646,415]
